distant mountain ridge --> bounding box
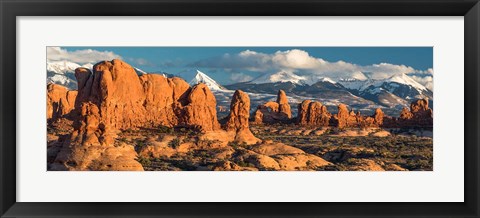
[47,60,154,90]
[225,70,433,115]
[46,61,433,116]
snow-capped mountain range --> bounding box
[225,70,433,115]
[46,61,432,116]
[250,71,308,85]
[47,61,155,90]
[47,61,94,90]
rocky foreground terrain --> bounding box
[47,59,433,171]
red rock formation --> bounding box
[334,104,356,128]
[373,108,384,126]
[47,83,77,121]
[383,98,433,128]
[399,107,414,120]
[139,75,190,127]
[52,59,221,170]
[73,60,220,131]
[296,100,331,126]
[400,98,433,127]
[277,90,292,118]
[179,83,221,131]
[226,90,251,131]
[253,90,292,124]
[225,90,261,144]
[410,98,429,113]
[333,106,386,128]
[297,100,311,125]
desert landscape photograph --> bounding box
[46,47,433,171]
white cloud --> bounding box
[230,73,253,83]
[191,49,431,81]
[47,47,122,64]
[126,57,153,67]
[410,75,433,91]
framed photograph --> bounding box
[1,0,479,217]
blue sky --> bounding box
[48,47,433,86]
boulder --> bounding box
[250,142,305,156]
[347,159,385,171]
[274,154,331,170]
[236,150,281,170]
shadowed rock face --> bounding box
[225,90,261,144]
[51,59,221,171]
[253,89,292,124]
[399,107,414,120]
[297,100,331,126]
[47,83,77,121]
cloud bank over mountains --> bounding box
[47,47,433,90]
[47,47,122,64]
[191,49,433,86]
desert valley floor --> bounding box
[48,120,432,171]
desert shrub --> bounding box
[115,137,129,145]
[136,157,151,167]
[228,141,240,149]
[236,160,255,168]
[228,141,248,149]
[169,138,181,149]
[196,150,210,158]
[169,159,197,170]
[198,139,218,147]
[135,140,146,148]
[158,125,174,134]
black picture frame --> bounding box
[1,0,479,217]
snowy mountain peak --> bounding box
[189,70,226,91]
[47,61,81,75]
[318,77,337,84]
[387,73,427,91]
[250,71,307,85]
[47,60,94,75]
